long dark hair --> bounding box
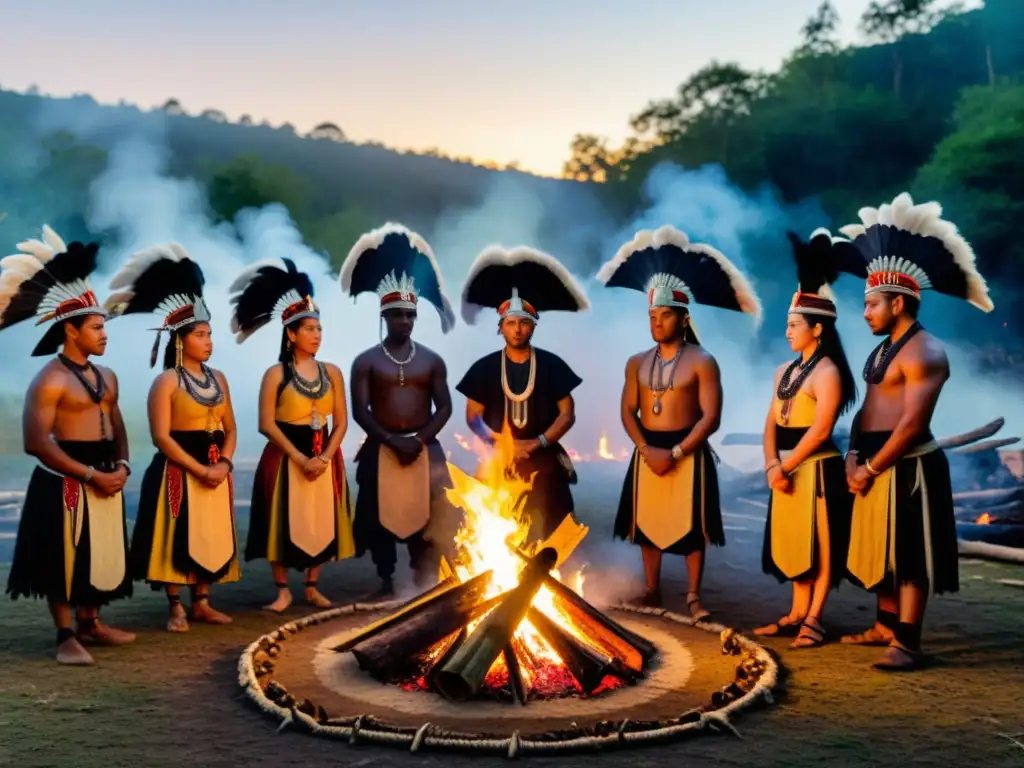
[277,326,295,397]
[808,316,857,415]
[162,324,200,370]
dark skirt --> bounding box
[245,421,353,570]
[512,443,576,542]
[353,437,453,552]
[761,428,852,586]
[846,430,958,594]
[6,440,133,606]
[130,430,240,587]
[613,426,724,555]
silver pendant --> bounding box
[652,398,662,416]
[311,411,322,431]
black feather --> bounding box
[230,258,314,336]
[603,243,743,313]
[1,242,100,330]
[463,261,582,312]
[347,232,448,317]
[848,225,968,299]
[114,255,205,316]
[787,230,867,293]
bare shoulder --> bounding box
[28,359,67,396]
[209,367,231,390]
[625,349,650,369]
[322,361,345,381]
[261,363,284,385]
[810,356,841,388]
[905,331,949,377]
[690,345,719,373]
[95,363,118,388]
[150,368,178,394]
[351,346,380,371]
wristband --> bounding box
[671,444,683,460]
[115,459,132,476]
[83,466,95,483]
[764,459,781,474]
[864,458,881,476]
[218,456,234,472]
[537,434,550,449]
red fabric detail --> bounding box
[331,449,344,502]
[867,271,920,294]
[208,443,220,465]
[791,292,836,313]
[54,290,101,320]
[496,298,538,318]
[168,464,183,519]
[380,291,417,306]
[255,441,285,511]
[164,305,195,327]
[63,477,80,513]
[281,297,314,323]
[647,288,689,305]
[312,428,324,457]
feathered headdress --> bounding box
[0,225,107,357]
[104,242,210,367]
[837,192,993,312]
[785,228,868,318]
[461,245,590,326]
[340,222,456,333]
[597,225,761,340]
[228,258,318,344]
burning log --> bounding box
[543,575,656,672]
[434,548,558,702]
[425,628,468,689]
[526,607,620,694]
[332,573,462,653]
[348,571,500,679]
[937,418,1005,449]
[503,640,528,705]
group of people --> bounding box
[0,191,993,675]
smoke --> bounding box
[1,108,1022,476]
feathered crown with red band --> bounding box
[340,222,455,333]
[837,192,993,312]
[598,225,762,337]
[0,225,108,356]
[461,245,590,326]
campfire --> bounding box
[335,428,656,705]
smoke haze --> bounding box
[1,108,1021,474]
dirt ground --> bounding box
[2,467,1023,767]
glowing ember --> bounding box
[440,426,626,698]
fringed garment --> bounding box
[613,426,724,555]
[6,440,133,606]
[130,430,241,587]
[845,430,958,595]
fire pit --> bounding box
[237,432,780,755]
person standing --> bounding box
[2,225,134,665]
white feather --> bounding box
[843,191,993,312]
[598,225,763,324]
[41,225,67,254]
[227,259,280,294]
[461,244,591,325]
[107,243,187,292]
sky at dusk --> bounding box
[0,0,977,176]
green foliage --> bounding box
[913,80,1024,282]
[205,153,312,225]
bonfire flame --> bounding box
[439,425,617,696]
[976,512,992,525]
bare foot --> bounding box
[264,589,292,613]
[304,587,332,609]
[840,624,894,646]
[78,621,136,646]
[56,636,94,666]
[166,603,189,633]
[191,601,232,625]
